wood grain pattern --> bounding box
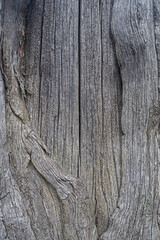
[1,0,160,239]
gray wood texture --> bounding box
[0,0,160,239]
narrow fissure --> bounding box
[38,0,46,136]
[99,0,104,138]
[109,0,123,205]
[117,63,123,200]
[23,0,33,82]
[78,0,81,178]
[153,1,160,101]
[150,1,160,232]
[153,1,159,70]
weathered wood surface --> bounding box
[100,0,160,239]
[0,0,160,239]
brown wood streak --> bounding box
[20,42,24,57]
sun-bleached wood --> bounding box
[0,0,160,239]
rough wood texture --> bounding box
[100,0,160,239]
[1,0,160,239]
